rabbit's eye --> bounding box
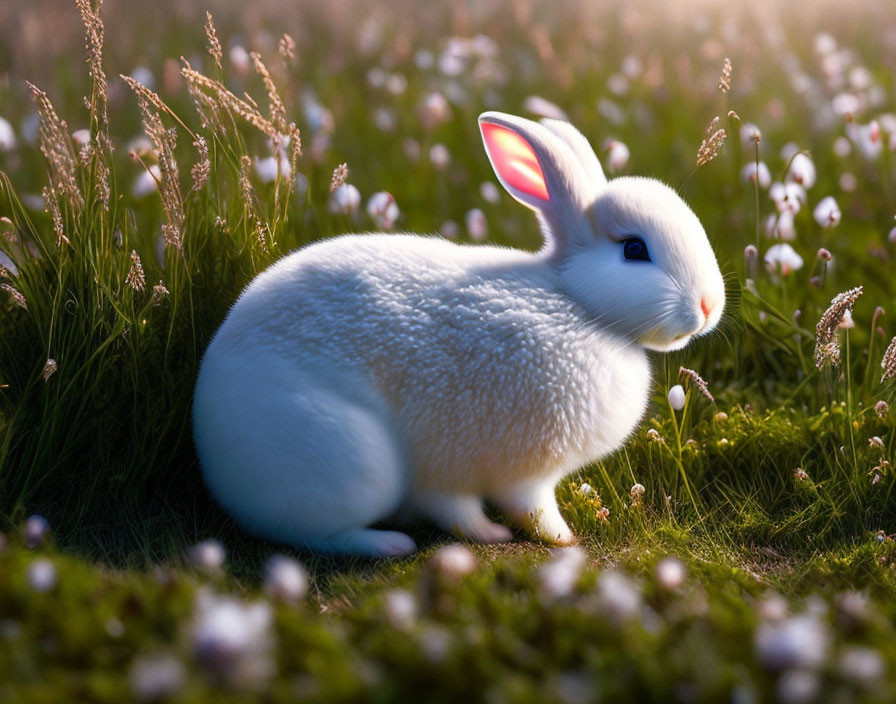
[622,237,651,262]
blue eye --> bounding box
[622,237,650,262]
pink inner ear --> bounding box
[481,122,550,202]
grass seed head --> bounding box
[881,336,896,382]
[679,366,715,403]
[126,250,146,292]
[697,116,727,167]
[814,286,863,369]
[719,57,732,93]
[205,12,223,71]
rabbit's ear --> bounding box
[478,111,598,259]
[539,118,607,188]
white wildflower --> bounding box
[838,646,884,687]
[479,181,501,203]
[668,384,686,410]
[429,544,477,579]
[328,183,361,215]
[132,165,161,198]
[833,136,852,157]
[418,92,450,131]
[770,181,806,214]
[440,220,459,240]
[129,654,187,701]
[383,589,418,631]
[741,161,771,189]
[606,140,630,172]
[0,117,16,151]
[263,555,308,602]
[655,557,686,590]
[755,613,828,670]
[813,196,841,228]
[366,191,400,229]
[597,570,641,622]
[189,539,225,573]
[786,153,816,188]
[228,45,251,76]
[465,208,488,241]
[776,670,820,704]
[429,143,451,169]
[578,483,594,496]
[26,558,57,592]
[739,122,762,149]
[24,515,49,548]
[537,547,587,600]
[764,243,804,276]
[191,589,274,688]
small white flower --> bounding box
[429,544,478,579]
[229,46,251,76]
[24,515,50,548]
[366,191,400,229]
[655,557,686,590]
[465,208,488,241]
[523,95,567,121]
[189,539,225,572]
[848,120,883,160]
[786,153,816,188]
[597,570,641,622]
[813,196,841,228]
[668,384,686,410]
[263,555,308,602]
[413,49,434,70]
[129,654,187,701]
[479,181,501,204]
[607,73,629,96]
[385,73,407,96]
[373,107,396,133]
[440,220,459,240]
[776,669,820,704]
[833,136,852,157]
[133,165,161,198]
[429,143,451,170]
[191,589,274,688]
[537,547,587,600]
[419,92,450,131]
[621,55,643,79]
[131,65,156,90]
[889,225,896,243]
[26,558,57,592]
[606,140,630,172]
[71,129,92,147]
[0,117,16,152]
[764,243,804,276]
[755,613,828,670]
[366,66,385,88]
[419,625,453,662]
[383,588,418,630]
[741,161,771,189]
[739,123,762,149]
[770,181,806,214]
[578,483,594,496]
[774,210,797,241]
[254,155,290,184]
[832,92,861,117]
[838,646,884,686]
[328,183,361,215]
[839,172,857,192]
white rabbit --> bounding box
[193,111,725,557]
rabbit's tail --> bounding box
[194,352,415,557]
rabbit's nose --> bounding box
[700,298,711,318]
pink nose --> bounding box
[700,298,711,318]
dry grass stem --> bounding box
[279,34,296,62]
[1,284,27,309]
[719,58,732,93]
[814,286,863,369]
[679,367,715,403]
[181,61,278,138]
[882,337,896,382]
[126,250,146,292]
[205,12,223,71]
[43,186,70,247]
[697,116,727,167]
[26,83,84,211]
[250,51,288,133]
[330,163,349,192]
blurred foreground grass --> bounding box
[1,0,896,700]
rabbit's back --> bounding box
[208,234,650,493]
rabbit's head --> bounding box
[479,111,725,352]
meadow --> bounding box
[1,0,896,700]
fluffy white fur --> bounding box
[193,111,726,557]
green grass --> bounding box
[1,0,896,700]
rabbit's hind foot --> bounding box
[416,493,513,544]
